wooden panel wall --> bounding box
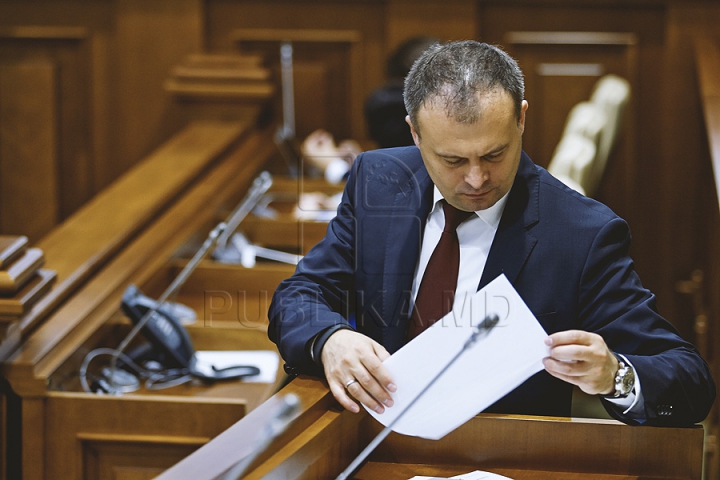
[0,61,59,241]
[0,1,203,242]
[683,10,720,479]
[0,27,88,240]
[206,0,386,144]
[230,28,363,140]
[663,4,720,347]
[500,31,638,167]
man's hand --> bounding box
[543,330,618,395]
[321,329,397,414]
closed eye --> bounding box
[440,156,466,166]
[483,150,505,162]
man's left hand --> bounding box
[543,330,618,395]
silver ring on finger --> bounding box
[345,378,359,389]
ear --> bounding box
[406,115,421,147]
[518,100,529,135]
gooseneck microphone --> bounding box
[335,314,500,480]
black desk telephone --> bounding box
[120,285,260,381]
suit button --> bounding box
[284,364,299,376]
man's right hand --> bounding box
[321,329,397,414]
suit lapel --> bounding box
[479,152,539,290]
[380,159,433,351]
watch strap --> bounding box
[308,324,354,366]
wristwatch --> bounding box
[610,354,635,398]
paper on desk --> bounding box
[366,274,549,440]
[410,470,513,480]
[193,350,279,383]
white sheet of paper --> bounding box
[366,274,549,440]
[193,350,279,383]
[410,470,513,480]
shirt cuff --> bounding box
[604,353,645,418]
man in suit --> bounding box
[268,41,715,425]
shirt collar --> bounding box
[432,186,510,229]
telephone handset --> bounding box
[121,285,195,368]
[120,285,260,380]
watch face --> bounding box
[621,368,635,394]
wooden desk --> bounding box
[160,376,704,480]
[240,176,344,255]
[0,119,310,479]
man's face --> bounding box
[408,90,528,212]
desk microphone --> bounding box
[221,393,302,480]
[335,314,500,480]
[106,221,227,391]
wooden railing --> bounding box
[0,121,254,358]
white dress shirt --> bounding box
[410,187,508,315]
[412,186,643,417]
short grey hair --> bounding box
[404,41,525,134]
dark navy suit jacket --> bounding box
[268,146,715,425]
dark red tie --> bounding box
[407,201,474,340]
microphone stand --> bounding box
[279,41,295,142]
[335,314,500,480]
[108,171,273,391]
[274,41,300,177]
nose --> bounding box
[464,164,487,190]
